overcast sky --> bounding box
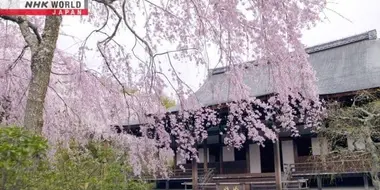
[302,0,380,46]
[57,0,380,97]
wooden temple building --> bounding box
[119,30,380,189]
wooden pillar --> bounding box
[192,157,198,190]
[203,140,208,171]
[246,143,250,173]
[364,174,369,190]
[219,134,223,174]
[245,142,251,190]
[174,152,177,167]
[165,180,169,190]
[317,175,322,190]
[274,139,282,190]
[219,146,223,174]
[293,139,298,161]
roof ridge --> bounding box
[209,29,378,75]
[306,29,377,54]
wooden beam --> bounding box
[320,87,380,99]
[274,140,282,190]
[192,157,198,190]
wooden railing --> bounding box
[182,180,309,190]
[177,160,247,175]
[141,160,248,180]
[286,159,371,175]
[141,168,212,180]
[170,168,211,179]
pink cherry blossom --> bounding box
[0,0,327,177]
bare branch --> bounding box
[325,7,353,23]
[354,107,380,119]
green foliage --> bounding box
[41,141,153,190]
[0,126,152,190]
[0,126,48,168]
[0,126,48,190]
[160,96,176,109]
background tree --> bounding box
[0,16,62,133]
[320,90,380,189]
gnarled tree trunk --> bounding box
[363,126,380,190]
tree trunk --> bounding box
[368,140,380,190]
[23,16,62,133]
[364,126,380,190]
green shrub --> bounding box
[0,126,152,190]
[41,141,153,190]
[0,126,48,190]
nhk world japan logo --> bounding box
[0,0,89,15]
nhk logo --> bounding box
[24,1,83,9]
[0,0,89,15]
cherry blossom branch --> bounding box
[93,0,157,94]
[152,48,197,58]
[47,83,81,121]
[121,0,156,90]
[6,75,29,109]
[13,45,29,63]
[79,3,109,63]
[143,0,178,19]
[97,43,133,96]
[0,16,42,44]
[99,4,122,45]
[131,36,146,64]
[155,71,184,108]
[8,73,79,120]
[5,45,29,74]
[50,69,102,77]
[166,53,200,102]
